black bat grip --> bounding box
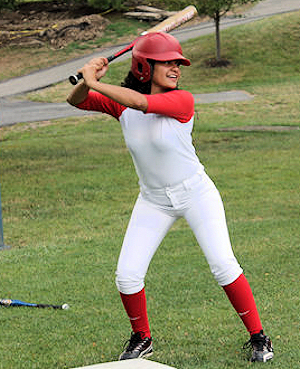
[69,73,83,85]
[68,55,116,85]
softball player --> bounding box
[67,32,273,363]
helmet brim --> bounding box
[144,51,191,66]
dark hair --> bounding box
[121,71,152,94]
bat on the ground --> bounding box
[69,5,198,85]
[0,298,69,310]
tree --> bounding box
[192,0,261,65]
[0,0,18,10]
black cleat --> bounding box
[119,332,153,360]
[244,330,274,362]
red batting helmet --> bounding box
[131,32,191,83]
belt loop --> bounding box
[183,178,190,191]
[183,171,202,191]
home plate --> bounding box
[71,358,176,369]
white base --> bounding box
[71,358,176,369]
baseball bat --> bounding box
[69,5,198,85]
[0,298,70,310]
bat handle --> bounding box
[69,72,83,85]
[68,54,117,85]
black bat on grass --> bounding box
[0,298,69,310]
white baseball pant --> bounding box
[115,171,243,294]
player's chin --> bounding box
[164,80,178,90]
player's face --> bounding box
[151,60,182,94]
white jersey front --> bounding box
[120,108,203,189]
[76,89,204,189]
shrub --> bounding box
[87,0,124,11]
[0,0,18,10]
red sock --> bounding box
[120,288,151,339]
[223,274,263,335]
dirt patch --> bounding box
[205,58,231,68]
[0,0,110,49]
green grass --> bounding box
[0,10,299,369]
[182,11,300,91]
[1,115,299,369]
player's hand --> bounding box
[78,57,108,87]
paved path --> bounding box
[0,91,254,127]
[0,98,98,126]
[0,0,299,126]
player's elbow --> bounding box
[130,95,148,112]
[66,95,86,107]
[66,96,76,106]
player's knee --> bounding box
[115,268,145,294]
[210,260,243,286]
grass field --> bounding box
[0,10,299,369]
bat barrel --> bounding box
[143,5,197,34]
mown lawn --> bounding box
[0,10,299,369]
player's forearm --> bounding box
[66,81,90,106]
[88,81,148,112]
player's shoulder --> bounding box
[166,89,194,103]
[167,89,193,97]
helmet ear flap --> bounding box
[131,55,152,83]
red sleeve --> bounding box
[145,90,194,123]
[76,91,126,120]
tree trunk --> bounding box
[215,10,221,61]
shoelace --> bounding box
[243,334,267,351]
[123,332,142,352]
